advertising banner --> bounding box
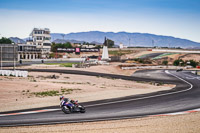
[57,48,99,53]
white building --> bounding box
[18,44,42,60]
[28,28,51,58]
[119,43,128,49]
[101,37,110,61]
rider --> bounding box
[60,96,78,107]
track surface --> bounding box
[0,69,200,127]
[139,53,163,59]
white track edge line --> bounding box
[85,70,193,107]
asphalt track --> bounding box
[0,69,200,127]
[139,53,163,59]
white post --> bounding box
[1,46,2,70]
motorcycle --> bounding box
[60,100,86,114]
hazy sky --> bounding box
[0,0,200,42]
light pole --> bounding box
[152,40,154,48]
[13,45,16,70]
[61,34,65,44]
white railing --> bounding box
[152,49,200,53]
[0,70,28,77]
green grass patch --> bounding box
[138,53,178,59]
[138,54,149,58]
[109,50,133,56]
[45,63,80,67]
[52,81,91,85]
[32,90,59,97]
[30,79,37,82]
[152,53,178,60]
[31,88,81,97]
[61,88,81,95]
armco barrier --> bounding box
[0,70,28,77]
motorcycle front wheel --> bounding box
[62,106,72,114]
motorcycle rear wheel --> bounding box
[79,105,86,113]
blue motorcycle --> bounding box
[60,100,86,114]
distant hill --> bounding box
[53,39,86,44]
[9,37,25,44]
[51,31,200,48]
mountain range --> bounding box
[9,37,26,44]
[51,31,200,48]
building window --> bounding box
[36,36,43,40]
[43,43,51,46]
[45,37,50,40]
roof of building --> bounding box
[29,28,50,36]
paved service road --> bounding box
[2,60,82,67]
[0,69,200,127]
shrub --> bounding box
[187,60,198,68]
[173,59,184,66]
[162,60,168,65]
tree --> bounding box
[107,39,114,48]
[63,42,72,48]
[187,60,198,68]
[95,45,102,48]
[51,42,72,52]
[0,37,13,44]
[173,59,184,66]
[49,53,55,58]
[162,60,168,66]
[51,42,57,52]
[173,60,179,66]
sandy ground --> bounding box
[0,64,173,112]
[181,54,200,62]
[1,112,200,133]
[1,63,198,133]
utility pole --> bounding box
[0,46,2,70]
[152,40,154,48]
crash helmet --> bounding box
[60,96,64,101]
